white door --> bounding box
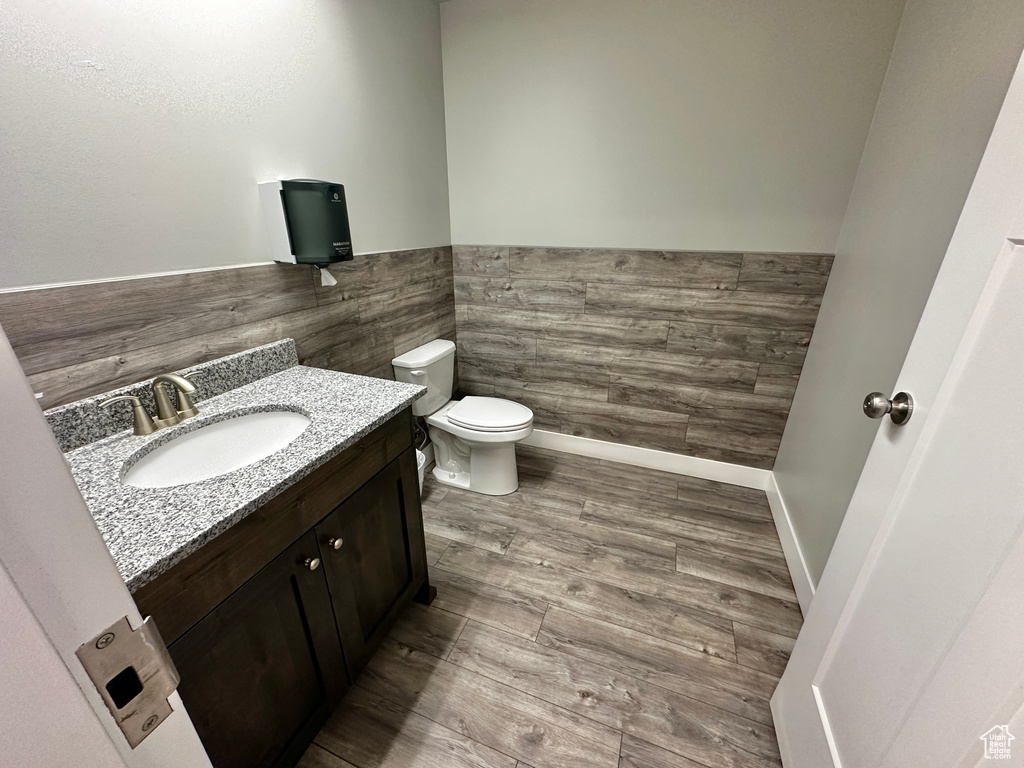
[0,327,212,767]
[772,45,1024,768]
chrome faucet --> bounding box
[99,370,205,435]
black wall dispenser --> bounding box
[258,179,353,286]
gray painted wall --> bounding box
[440,0,904,254]
[773,0,1024,585]
[0,0,450,289]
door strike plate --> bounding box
[76,616,180,748]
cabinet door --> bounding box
[317,448,427,678]
[169,530,347,768]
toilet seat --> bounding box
[446,396,534,432]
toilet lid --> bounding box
[447,397,534,432]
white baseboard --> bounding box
[770,695,794,768]
[520,429,771,490]
[765,473,816,614]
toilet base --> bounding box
[428,428,521,496]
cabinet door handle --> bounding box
[303,557,321,571]
[327,537,343,551]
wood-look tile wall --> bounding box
[453,246,833,469]
[0,247,455,410]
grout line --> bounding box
[544,602,740,666]
[536,603,552,638]
[531,612,785,733]
[620,735,722,768]
[429,563,550,643]
[432,538,451,567]
[308,742,361,766]
[446,616,470,661]
[496,547,743,659]
[499,542,796,643]
[502,529,521,557]
[572,503,785,563]
[443,607,775,742]
[440,621,634,742]
[364,637,622,767]
[348,678,526,768]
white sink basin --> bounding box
[123,410,312,489]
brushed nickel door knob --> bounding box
[327,537,343,550]
[304,557,321,571]
[863,391,914,425]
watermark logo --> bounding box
[981,725,1015,760]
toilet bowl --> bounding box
[426,397,533,495]
[392,340,533,496]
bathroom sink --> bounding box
[123,410,312,489]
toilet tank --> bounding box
[392,339,456,416]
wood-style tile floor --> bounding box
[300,445,802,768]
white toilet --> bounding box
[392,339,533,496]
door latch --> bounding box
[75,616,180,747]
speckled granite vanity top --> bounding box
[57,342,424,592]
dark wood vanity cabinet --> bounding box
[316,447,426,679]
[134,410,430,768]
[169,530,348,768]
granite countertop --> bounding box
[65,365,424,592]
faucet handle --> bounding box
[175,371,206,419]
[100,395,158,436]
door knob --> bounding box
[863,391,914,425]
[327,537,343,550]
[303,557,321,571]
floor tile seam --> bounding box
[673,539,790,572]
[428,563,554,639]
[498,544,801,635]
[436,649,779,768]
[671,559,800,604]
[448,619,777,735]
[580,493,780,527]
[428,500,591,541]
[351,663,622,767]
[445,612,471,662]
[341,680,528,768]
[501,516,683,565]
[530,474,680,502]
[732,658,788,679]
[730,621,788,679]
[439,544,749,658]
[433,537,453,566]
[581,496,782,533]
[307,741,363,768]
[574,512,786,564]
[538,604,750,672]
[533,602,553,641]
[531,608,777,724]
[617,734,723,768]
